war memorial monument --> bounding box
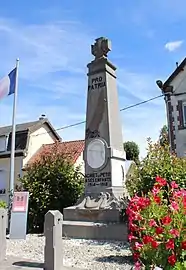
[63,37,128,241]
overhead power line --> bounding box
[34,94,163,137]
[120,94,163,111]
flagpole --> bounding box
[9,58,19,195]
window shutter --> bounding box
[177,100,184,129]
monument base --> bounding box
[63,220,128,241]
[63,188,129,241]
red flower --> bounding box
[128,196,150,211]
[139,227,146,232]
[183,196,186,209]
[151,240,159,249]
[129,224,139,232]
[173,189,186,199]
[162,216,172,225]
[154,195,161,204]
[134,242,143,250]
[133,252,140,261]
[128,234,137,242]
[168,254,177,266]
[155,227,164,234]
[134,261,141,270]
[152,186,160,196]
[138,197,151,210]
[170,229,179,238]
[156,176,167,186]
[149,219,157,227]
[171,181,178,189]
[170,201,179,211]
[181,241,186,250]
[128,210,142,222]
[143,235,153,244]
[173,190,182,198]
[166,239,175,250]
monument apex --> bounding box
[91,37,111,59]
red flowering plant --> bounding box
[127,176,186,269]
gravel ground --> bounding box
[6,234,134,269]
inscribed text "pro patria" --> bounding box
[88,76,106,91]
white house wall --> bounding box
[23,125,57,166]
[166,67,186,157]
[75,152,85,175]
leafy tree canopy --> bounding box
[126,138,186,197]
[159,124,169,147]
[19,143,84,233]
[124,141,140,163]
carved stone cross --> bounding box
[91,37,111,59]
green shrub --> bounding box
[19,143,84,233]
[0,200,6,208]
[126,138,186,197]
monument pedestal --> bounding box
[63,220,128,241]
[63,37,129,241]
[63,189,128,241]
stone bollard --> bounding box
[0,208,7,262]
[44,210,63,270]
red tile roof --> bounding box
[28,140,85,166]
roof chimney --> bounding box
[39,114,46,120]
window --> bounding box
[0,170,6,195]
[7,130,28,151]
[183,102,186,126]
[0,136,7,152]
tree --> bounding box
[123,141,140,163]
[0,200,6,208]
[126,138,186,197]
[159,124,169,147]
[19,143,84,233]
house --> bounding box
[28,140,85,174]
[156,58,186,157]
[0,116,61,203]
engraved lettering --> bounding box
[88,76,106,91]
[85,172,111,187]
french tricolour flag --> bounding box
[0,68,16,100]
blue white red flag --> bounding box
[0,68,16,100]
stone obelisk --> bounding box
[63,38,128,241]
[83,37,126,199]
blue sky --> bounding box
[0,0,185,157]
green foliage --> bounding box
[0,200,6,208]
[19,143,84,233]
[126,139,186,197]
[159,125,169,147]
[123,141,140,163]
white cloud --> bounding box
[117,69,162,105]
[0,17,167,158]
[0,18,93,82]
[0,99,85,139]
[165,40,183,52]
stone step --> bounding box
[63,220,128,241]
[63,206,121,223]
